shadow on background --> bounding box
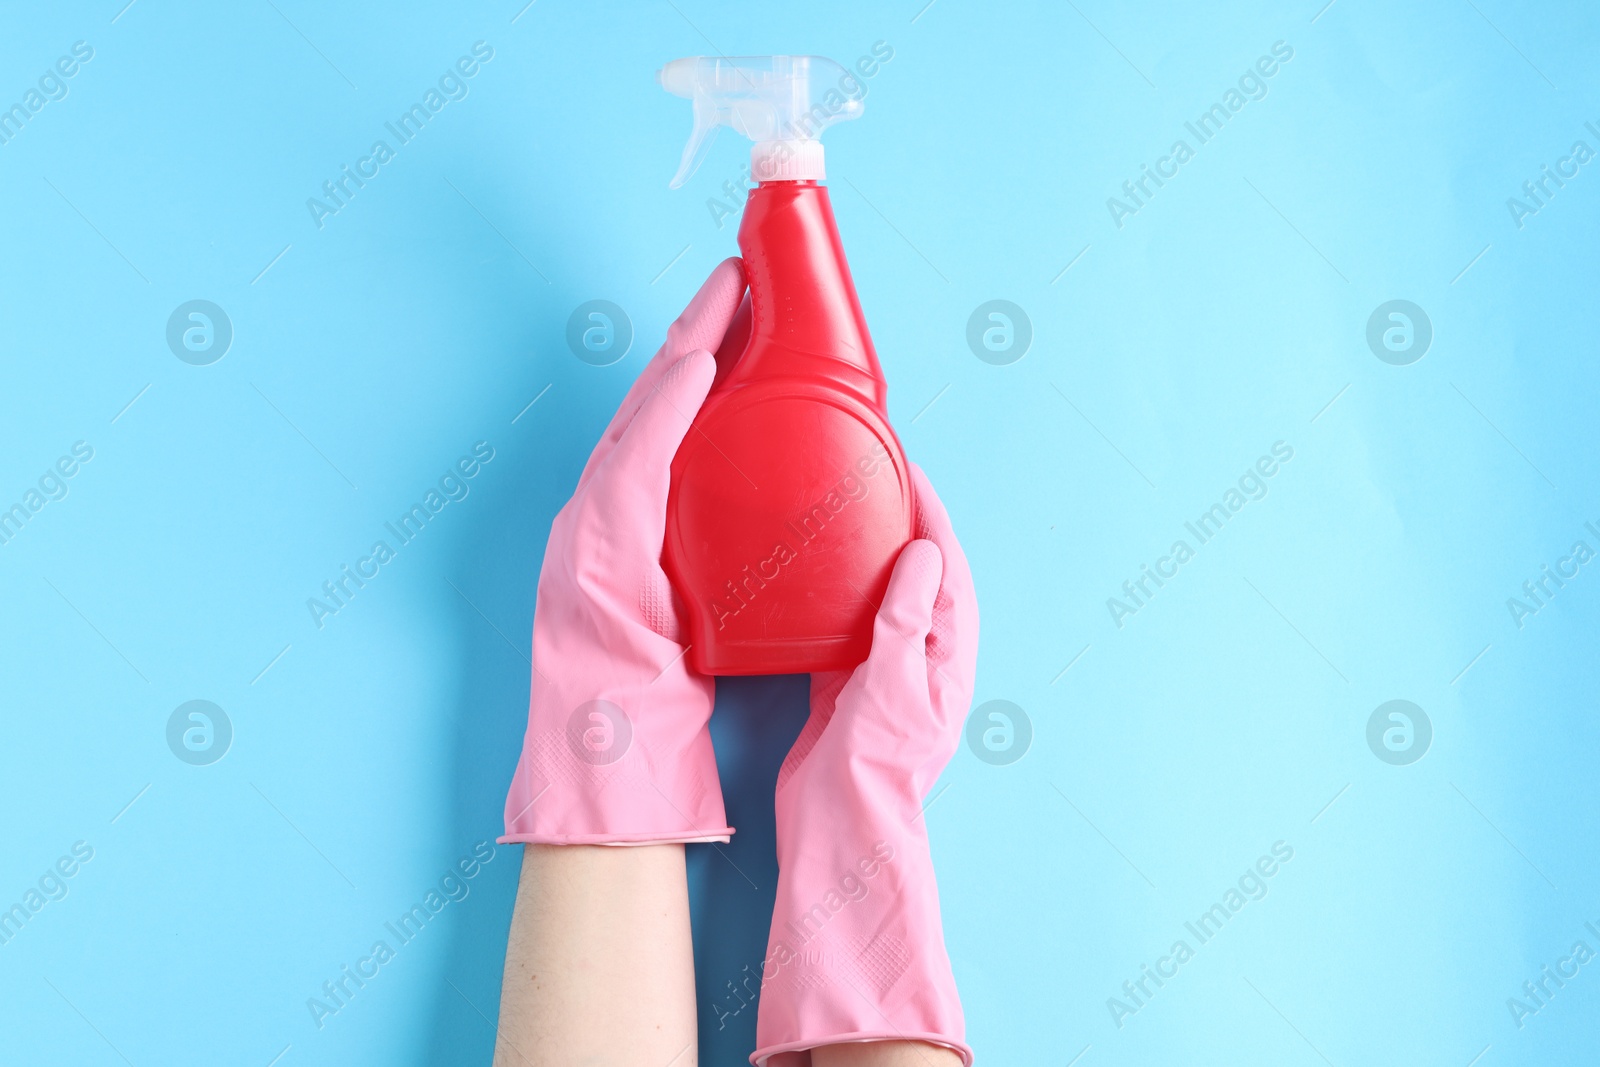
[693,673,812,1067]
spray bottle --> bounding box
[658,55,913,675]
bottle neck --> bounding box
[734,181,882,393]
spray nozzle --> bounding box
[658,55,864,189]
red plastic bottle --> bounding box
[663,179,914,675]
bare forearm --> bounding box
[494,844,697,1066]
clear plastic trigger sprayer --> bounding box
[658,55,863,188]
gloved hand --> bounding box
[501,258,746,846]
[753,464,979,1066]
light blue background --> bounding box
[3,1,1597,1064]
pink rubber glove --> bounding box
[500,258,745,846]
[753,464,979,1066]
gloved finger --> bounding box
[908,463,979,702]
[577,258,745,490]
[588,348,716,538]
[614,257,743,435]
[660,256,747,365]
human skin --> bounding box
[493,843,695,1066]
[492,843,962,1066]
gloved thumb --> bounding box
[813,538,943,778]
[870,538,942,667]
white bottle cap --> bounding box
[751,139,825,182]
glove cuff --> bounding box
[501,674,729,844]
